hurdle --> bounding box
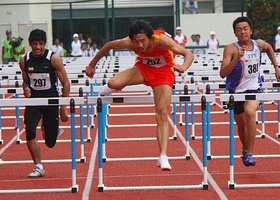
[0,87,24,144]
[0,97,84,165]
[198,82,280,159]
[257,82,280,138]
[220,93,280,189]
[0,85,90,146]
[177,80,225,134]
[0,97,81,194]
[91,84,196,142]
[88,94,216,191]
[172,84,197,140]
[2,86,88,163]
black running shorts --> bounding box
[24,105,59,148]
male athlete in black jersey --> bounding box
[19,29,70,177]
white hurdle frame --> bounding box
[0,86,90,157]
[0,97,84,194]
[192,82,280,160]
[1,92,87,164]
[91,84,197,142]
[220,93,280,189]
[88,94,216,192]
[0,88,23,144]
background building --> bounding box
[0,0,245,55]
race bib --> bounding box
[242,51,259,78]
[29,73,51,90]
[142,55,167,68]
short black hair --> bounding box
[128,19,154,40]
[232,16,253,33]
[28,29,47,43]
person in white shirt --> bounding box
[70,33,82,57]
[192,34,205,54]
[89,42,99,57]
[274,26,280,52]
[185,0,198,14]
[81,43,89,57]
[207,31,219,54]
[174,27,187,47]
[50,38,63,57]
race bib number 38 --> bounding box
[28,73,51,90]
[142,55,167,68]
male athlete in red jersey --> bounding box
[86,19,194,170]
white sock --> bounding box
[36,164,43,170]
[99,84,116,95]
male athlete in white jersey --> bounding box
[220,16,280,167]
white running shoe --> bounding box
[28,166,45,178]
[99,84,116,96]
[157,155,172,170]
[57,127,64,138]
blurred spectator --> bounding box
[89,42,99,57]
[191,34,196,42]
[79,33,86,44]
[70,33,82,57]
[12,37,25,62]
[81,43,90,57]
[174,27,187,47]
[207,31,219,54]
[50,38,63,57]
[86,37,93,50]
[191,34,205,54]
[60,42,68,57]
[274,26,280,52]
[189,34,196,53]
[2,29,12,64]
[185,0,198,14]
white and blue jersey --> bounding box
[226,40,262,93]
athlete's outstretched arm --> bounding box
[86,37,132,78]
[158,34,194,73]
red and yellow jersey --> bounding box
[133,30,176,68]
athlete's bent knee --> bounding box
[45,140,57,148]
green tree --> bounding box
[247,0,280,46]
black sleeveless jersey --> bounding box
[25,49,59,98]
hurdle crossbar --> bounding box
[0,97,84,106]
[220,93,280,102]
[88,94,216,104]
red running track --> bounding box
[0,96,280,200]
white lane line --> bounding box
[257,129,280,145]
[0,128,25,156]
[82,130,98,200]
[168,116,228,200]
